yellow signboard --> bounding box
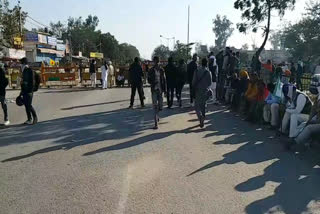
[90,52,104,59]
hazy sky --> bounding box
[17,0,308,59]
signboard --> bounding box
[25,32,38,42]
[90,52,104,59]
[47,36,57,46]
[56,44,66,51]
[38,34,47,44]
[56,50,65,58]
[14,37,22,46]
[8,48,26,59]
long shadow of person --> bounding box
[237,158,320,214]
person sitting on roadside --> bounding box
[244,73,259,115]
[116,72,125,87]
[247,79,269,122]
[263,83,281,129]
[280,83,313,138]
[232,69,249,111]
[289,75,320,150]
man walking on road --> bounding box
[20,57,38,125]
[148,56,166,129]
[187,54,199,106]
[129,57,145,109]
[0,65,10,126]
[193,58,212,128]
[164,57,177,108]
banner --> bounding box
[8,48,26,59]
[90,52,104,59]
[38,34,47,44]
[25,32,38,42]
[56,44,66,51]
[47,36,57,46]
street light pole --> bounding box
[187,5,190,45]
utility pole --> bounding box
[187,5,190,45]
[18,1,22,37]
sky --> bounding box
[14,0,309,59]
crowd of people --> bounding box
[127,48,320,149]
[0,51,319,151]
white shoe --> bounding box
[24,120,33,125]
[4,120,10,126]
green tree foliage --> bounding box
[212,15,234,49]
[48,15,140,63]
[118,43,140,64]
[152,45,171,61]
[0,0,27,47]
[171,41,192,62]
[269,31,283,50]
[282,1,320,60]
[234,0,295,59]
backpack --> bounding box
[32,70,41,92]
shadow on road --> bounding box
[0,101,194,162]
[61,99,129,110]
[188,106,320,214]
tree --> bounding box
[118,43,140,64]
[152,45,171,61]
[195,43,209,58]
[212,15,234,49]
[171,41,192,62]
[269,31,283,50]
[234,0,296,66]
[0,0,27,47]
[282,1,320,60]
[241,43,249,50]
[49,21,66,38]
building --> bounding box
[23,32,67,64]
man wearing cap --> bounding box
[0,65,10,126]
[20,57,38,125]
[290,75,320,150]
[280,83,312,138]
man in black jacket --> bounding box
[20,57,38,125]
[164,57,176,108]
[0,65,10,126]
[187,54,198,106]
[128,57,145,108]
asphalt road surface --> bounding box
[1,87,320,214]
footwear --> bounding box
[141,104,145,108]
[24,120,33,125]
[153,125,158,130]
[128,105,133,109]
[4,120,10,126]
[33,118,38,125]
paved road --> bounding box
[1,87,320,214]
